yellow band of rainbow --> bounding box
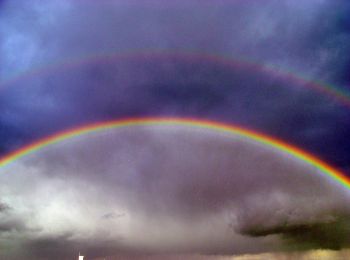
[0,117,349,190]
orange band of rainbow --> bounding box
[0,117,349,190]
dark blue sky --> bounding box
[0,0,350,171]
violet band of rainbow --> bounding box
[0,117,349,191]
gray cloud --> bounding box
[1,125,350,259]
[101,212,126,220]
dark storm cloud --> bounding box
[20,233,130,260]
[240,214,350,250]
[0,201,10,212]
[0,214,27,233]
[1,125,350,259]
[0,201,26,233]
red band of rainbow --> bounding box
[0,117,349,190]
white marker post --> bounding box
[78,252,84,260]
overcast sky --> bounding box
[1,0,350,259]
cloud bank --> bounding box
[0,125,349,259]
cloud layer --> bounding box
[0,125,349,259]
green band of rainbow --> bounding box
[0,117,349,190]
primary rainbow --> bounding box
[0,117,349,190]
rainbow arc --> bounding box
[0,117,349,191]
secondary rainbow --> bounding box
[1,51,350,108]
[0,117,349,191]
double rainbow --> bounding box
[0,117,349,191]
[1,51,349,191]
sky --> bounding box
[1,0,350,259]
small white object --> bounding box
[78,252,84,260]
